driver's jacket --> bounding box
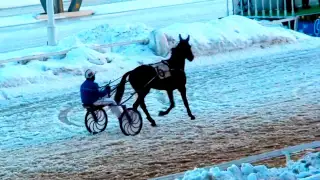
[80,80,109,105]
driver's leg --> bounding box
[95,97,122,118]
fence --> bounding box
[233,0,296,17]
[231,0,320,18]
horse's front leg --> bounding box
[178,86,195,120]
[159,90,175,116]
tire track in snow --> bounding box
[58,103,82,127]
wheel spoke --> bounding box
[127,111,139,134]
[85,110,108,134]
[131,117,141,128]
[92,120,98,132]
[120,109,142,136]
[88,119,94,133]
[94,121,104,131]
[88,114,97,132]
[129,110,141,128]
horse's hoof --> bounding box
[158,111,166,116]
[190,115,195,120]
[149,119,157,127]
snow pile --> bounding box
[65,15,312,57]
[69,23,153,55]
[161,15,311,55]
[0,24,153,89]
[180,152,320,180]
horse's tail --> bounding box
[114,71,131,104]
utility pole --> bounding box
[226,0,229,16]
[47,0,57,46]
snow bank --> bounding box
[161,15,311,55]
[0,23,158,95]
[0,16,318,99]
[71,23,153,55]
[180,152,320,180]
[61,15,312,57]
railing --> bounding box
[231,0,298,18]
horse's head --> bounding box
[176,34,194,62]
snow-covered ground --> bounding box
[0,15,319,146]
[180,152,320,180]
[0,42,319,179]
[0,0,319,179]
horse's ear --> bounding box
[186,35,190,41]
[179,34,182,41]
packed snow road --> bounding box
[0,46,319,179]
[0,0,222,53]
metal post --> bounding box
[240,0,244,15]
[294,16,298,31]
[47,0,57,46]
[248,0,251,16]
[227,0,230,16]
[269,0,272,16]
[291,0,295,16]
[262,0,265,17]
[284,0,287,16]
[288,20,291,29]
[276,0,280,17]
[254,0,258,16]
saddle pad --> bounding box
[151,61,171,79]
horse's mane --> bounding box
[170,45,181,54]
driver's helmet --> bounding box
[85,69,95,79]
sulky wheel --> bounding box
[119,108,143,136]
[85,109,108,135]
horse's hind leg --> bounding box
[132,95,140,110]
[140,97,157,127]
[134,91,157,127]
[159,90,175,116]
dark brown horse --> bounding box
[114,34,195,127]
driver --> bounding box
[80,69,122,117]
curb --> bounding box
[149,141,320,180]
